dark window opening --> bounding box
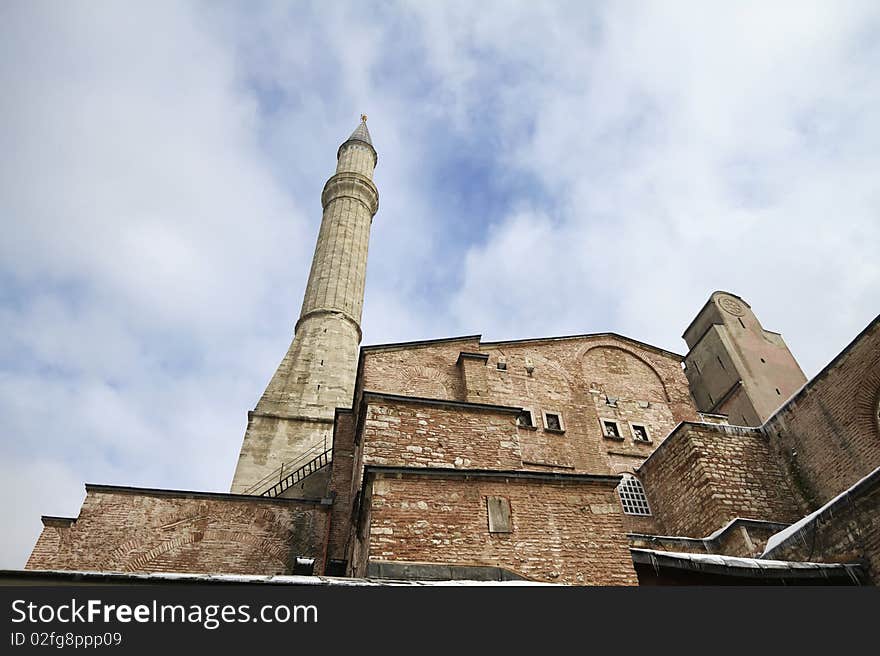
[632,425,649,442]
[760,358,766,363]
[293,557,315,575]
[546,413,562,431]
[497,361,507,371]
[325,559,347,576]
[516,410,533,428]
[603,421,620,438]
[776,388,781,395]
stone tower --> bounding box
[682,291,806,427]
[231,117,379,495]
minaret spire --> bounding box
[231,117,379,495]
[347,114,372,146]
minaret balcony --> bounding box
[321,171,379,215]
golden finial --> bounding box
[361,113,368,123]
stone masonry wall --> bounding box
[628,520,788,558]
[26,487,330,575]
[230,312,358,494]
[638,423,803,537]
[763,475,880,583]
[763,316,880,508]
[231,125,378,494]
[683,292,807,426]
[366,472,637,585]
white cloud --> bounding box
[429,1,880,371]
[0,1,314,566]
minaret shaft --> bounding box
[230,120,378,495]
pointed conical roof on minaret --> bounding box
[337,114,377,164]
[347,114,372,146]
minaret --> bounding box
[231,116,378,495]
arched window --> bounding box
[617,475,651,516]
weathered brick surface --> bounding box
[356,338,475,407]
[361,398,523,471]
[763,475,880,583]
[25,487,329,575]
[620,511,662,537]
[364,472,638,585]
[359,334,699,476]
[763,317,880,508]
[638,423,803,537]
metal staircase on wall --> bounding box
[240,442,332,498]
[261,449,332,498]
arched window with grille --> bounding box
[617,474,651,516]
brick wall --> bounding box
[327,410,357,563]
[364,470,637,585]
[361,396,524,471]
[763,317,880,508]
[638,423,803,537]
[359,334,700,477]
[26,486,330,575]
[357,338,476,407]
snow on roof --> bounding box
[704,517,746,541]
[632,549,856,571]
[629,517,786,544]
[761,464,880,558]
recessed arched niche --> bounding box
[398,365,455,399]
[580,346,669,403]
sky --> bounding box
[1,0,878,568]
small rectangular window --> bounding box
[602,420,621,439]
[496,361,507,371]
[487,496,512,533]
[516,409,534,428]
[542,411,564,432]
[631,424,650,442]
